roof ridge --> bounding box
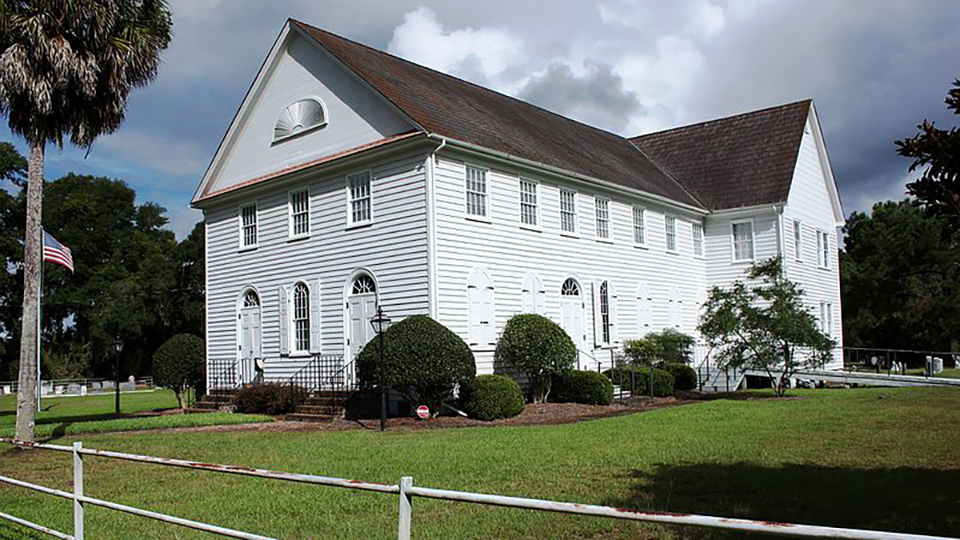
[630,99,812,141]
[291,19,636,144]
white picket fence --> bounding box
[0,438,955,540]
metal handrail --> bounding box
[576,348,603,372]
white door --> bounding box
[348,293,378,362]
[559,278,586,352]
[239,290,262,383]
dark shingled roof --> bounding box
[293,20,703,209]
[630,100,812,210]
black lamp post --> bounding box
[113,337,124,416]
[369,307,392,432]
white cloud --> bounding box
[847,171,916,217]
[96,129,210,179]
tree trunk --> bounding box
[15,143,44,443]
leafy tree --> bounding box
[840,200,960,352]
[698,257,834,396]
[896,79,960,234]
[495,314,576,403]
[153,334,204,409]
[624,328,695,365]
[0,1,172,441]
[0,142,25,186]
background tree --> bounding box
[698,257,834,396]
[153,334,204,409]
[840,200,960,353]
[0,0,172,441]
[896,79,960,234]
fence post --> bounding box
[398,476,413,540]
[73,442,84,540]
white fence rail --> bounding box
[1,438,956,540]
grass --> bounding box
[0,390,272,438]
[905,367,960,379]
[0,387,957,539]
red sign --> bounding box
[416,405,430,419]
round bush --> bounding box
[357,315,475,417]
[153,334,204,408]
[495,314,576,403]
[659,363,697,391]
[461,375,525,421]
[603,366,675,397]
[551,370,614,405]
[232,383,307,415]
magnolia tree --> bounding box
[697,257,834,396]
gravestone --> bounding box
[0,385,9,395]
[90,382,102,391]
[40,382,52,395]
[119,380,135,392]
[102,380,115,389]
[67,383,81,395]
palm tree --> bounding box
[0,0,172,441]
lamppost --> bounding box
[114,337,124,416]
[369,307,392,432]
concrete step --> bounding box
[284,413,336,423]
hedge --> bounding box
[659,363,697,391]
[550,370,614,405]
[604,366,675,397]
[495,314,576,403]
[232,383,307,415]
[460,375,525,421]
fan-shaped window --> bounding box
[561,278,581,296]
[351,275,376,295]
[243,290,260,307]
[274,98,327,141]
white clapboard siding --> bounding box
[205,151,430,381]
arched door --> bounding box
[239,289,262,382]
[559,278,586,352]
[347,274,378,363]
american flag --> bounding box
[42,230,74,273]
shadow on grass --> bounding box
[605,462,960,539]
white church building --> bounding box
[192,20,844,389]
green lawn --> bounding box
[905,367,960,379]
[0,390,271,438]
[0,387,957,539]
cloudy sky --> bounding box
[2,0,958,238]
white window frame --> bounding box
[346,170,373,227]
[595,197,611,241]
[292,281,311,354]
[820,301,833,336]
[559,188,578,236]
[692,221,704,258]
[288,188,310,240]
[817,230,830,269]
[632,206,647,247]
[793,220,803,261]
[518,177,540,229]
[731,219,755,263]
[465,164,489,220]
[665,215,678,253]
[238,203,258,251]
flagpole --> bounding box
[36,233,42,411]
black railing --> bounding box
[286,354,356,415]
[206,357,253,406]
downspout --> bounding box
[774,205,786,272]
[425,136,447,319]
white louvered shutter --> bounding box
[278,285,290,356]
[468,277,481,346]
[309,279,321,353]
[482,281,496,347]
[609,281,619,345]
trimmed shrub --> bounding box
[624,329,695,365]
[461,375,525,421]
[232,383,307,415]
[357,315,475,417]
[659,363,697,391]
[603,366,675,397]
[153,334,205,409]
[495,314,576,403]
[550,370,614,405]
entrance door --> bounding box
[559,278,586,352]
[347,275,378,363]
[239,289,262,383]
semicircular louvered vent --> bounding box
[274,98,327,141]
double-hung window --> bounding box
[289,189,310,238]
[595,197,610,240]
[240,203,258,249]
[819,301,833,336]
[519,178,538,227]
[466,165,487,218]
[560,189,577,234]
[732,221,754,261]
[632,206,646,246]
[793,220,803,261]
[692,222,703,257]
[817,230,830,268]
[348,171,372,225]
[293,282,310,353]
[665,216,678,252]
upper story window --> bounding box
[292,282,310,353]
[794,220,803,261]
[732,221,754,262]
[560,189,577,234]
[595,197,610,239]
[817,230,830,269]
[692,222,703,257]
[348,171,372,225]
[665,216,678,252]
[519,178,538,227]
[274,98,327,142]
[465,165,488,218]
[289,189,310,238]
[240,203,258,249]
[632,206,646,246]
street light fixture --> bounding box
[114,337,124,416]
[369,307,392,432]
